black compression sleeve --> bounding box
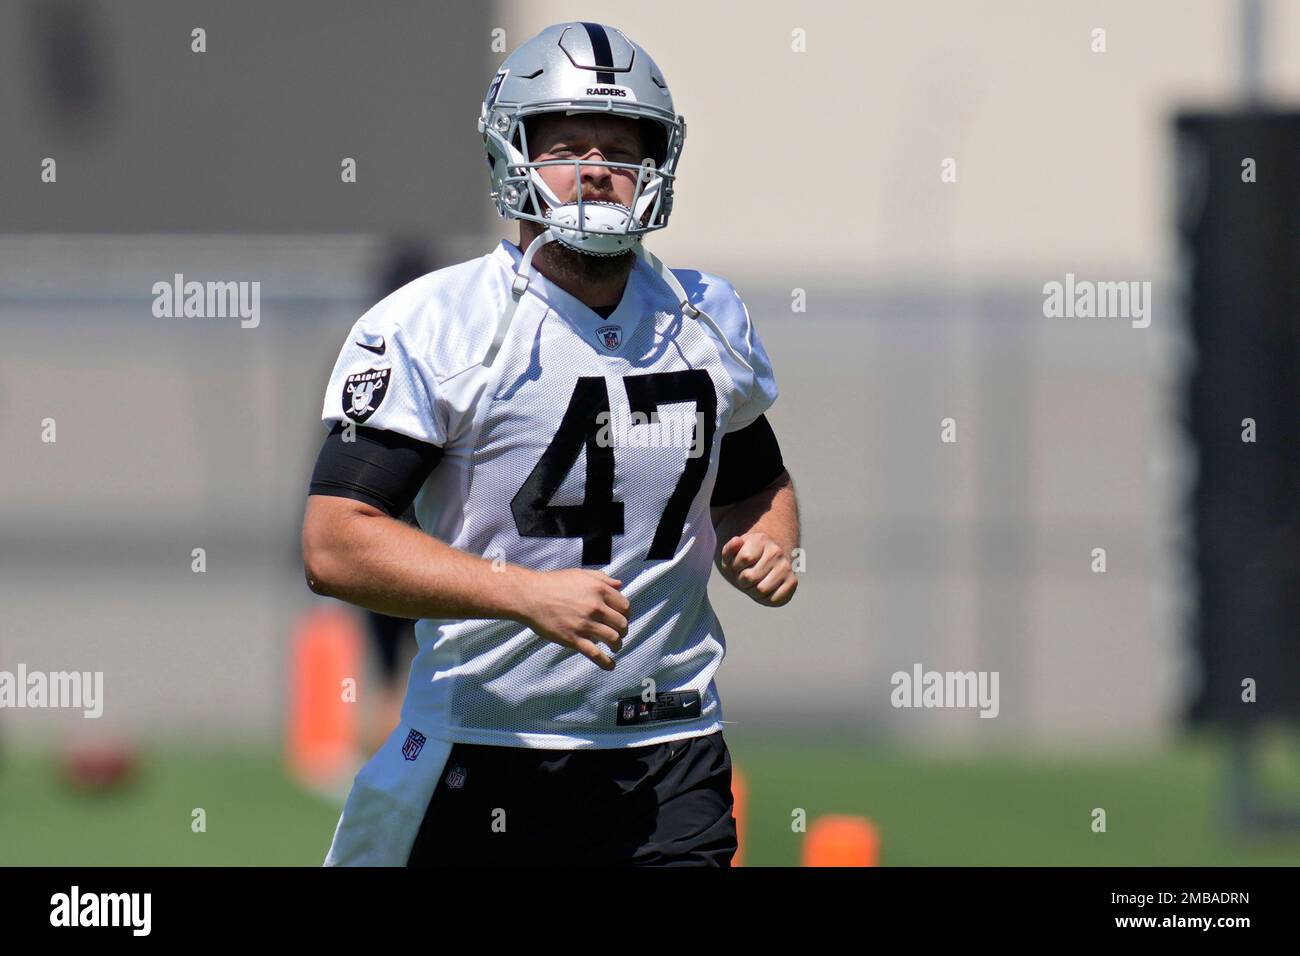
[308,422,444,517]
[710,414,786,507]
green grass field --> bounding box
[2,730,1298,866]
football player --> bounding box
[303,21,800,866]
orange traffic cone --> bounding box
[802,815,880,867]
[288,605,363,790]
[731,764,748,867]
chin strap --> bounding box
[482,232,754,377]
[631,243,754,376]
[482,228,556,368]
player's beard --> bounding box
[533,232,636,288]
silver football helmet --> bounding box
[478,22,686,256]
[476,23,751,377]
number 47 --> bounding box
[511,370,717,565]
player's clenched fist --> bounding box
[718,532,798,607]
[519,569,630,671]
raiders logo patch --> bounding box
[342,367,390,423]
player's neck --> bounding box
[516,225,634,311]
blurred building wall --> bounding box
[6,1,1298,745]
[494,0,1300,280]
[0,0,490,241]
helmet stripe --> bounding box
[579,22,617,85]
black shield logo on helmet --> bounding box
[485,69,509,110]
[342,368,390,423]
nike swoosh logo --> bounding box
[356,336,386,355]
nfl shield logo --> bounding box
[596,325,621,350]
[621,702,636,721]
[445,764,467,789]
[401,728,427,761]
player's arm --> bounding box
[709,415,800,607]
[301,423,628,670]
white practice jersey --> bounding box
[318,239,778,750]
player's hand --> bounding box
[718,532,798,607]
[520,569,630,671]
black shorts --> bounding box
[406,731,738,867]
[365,609,414,681]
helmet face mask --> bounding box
[473,23,752,378]
[478,23,686,256]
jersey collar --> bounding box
[489,239,652,356]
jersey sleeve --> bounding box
[319,301,448,447]
[719,286,779,434]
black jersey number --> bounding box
[510,370,717,564]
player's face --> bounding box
[527,113,646,210]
